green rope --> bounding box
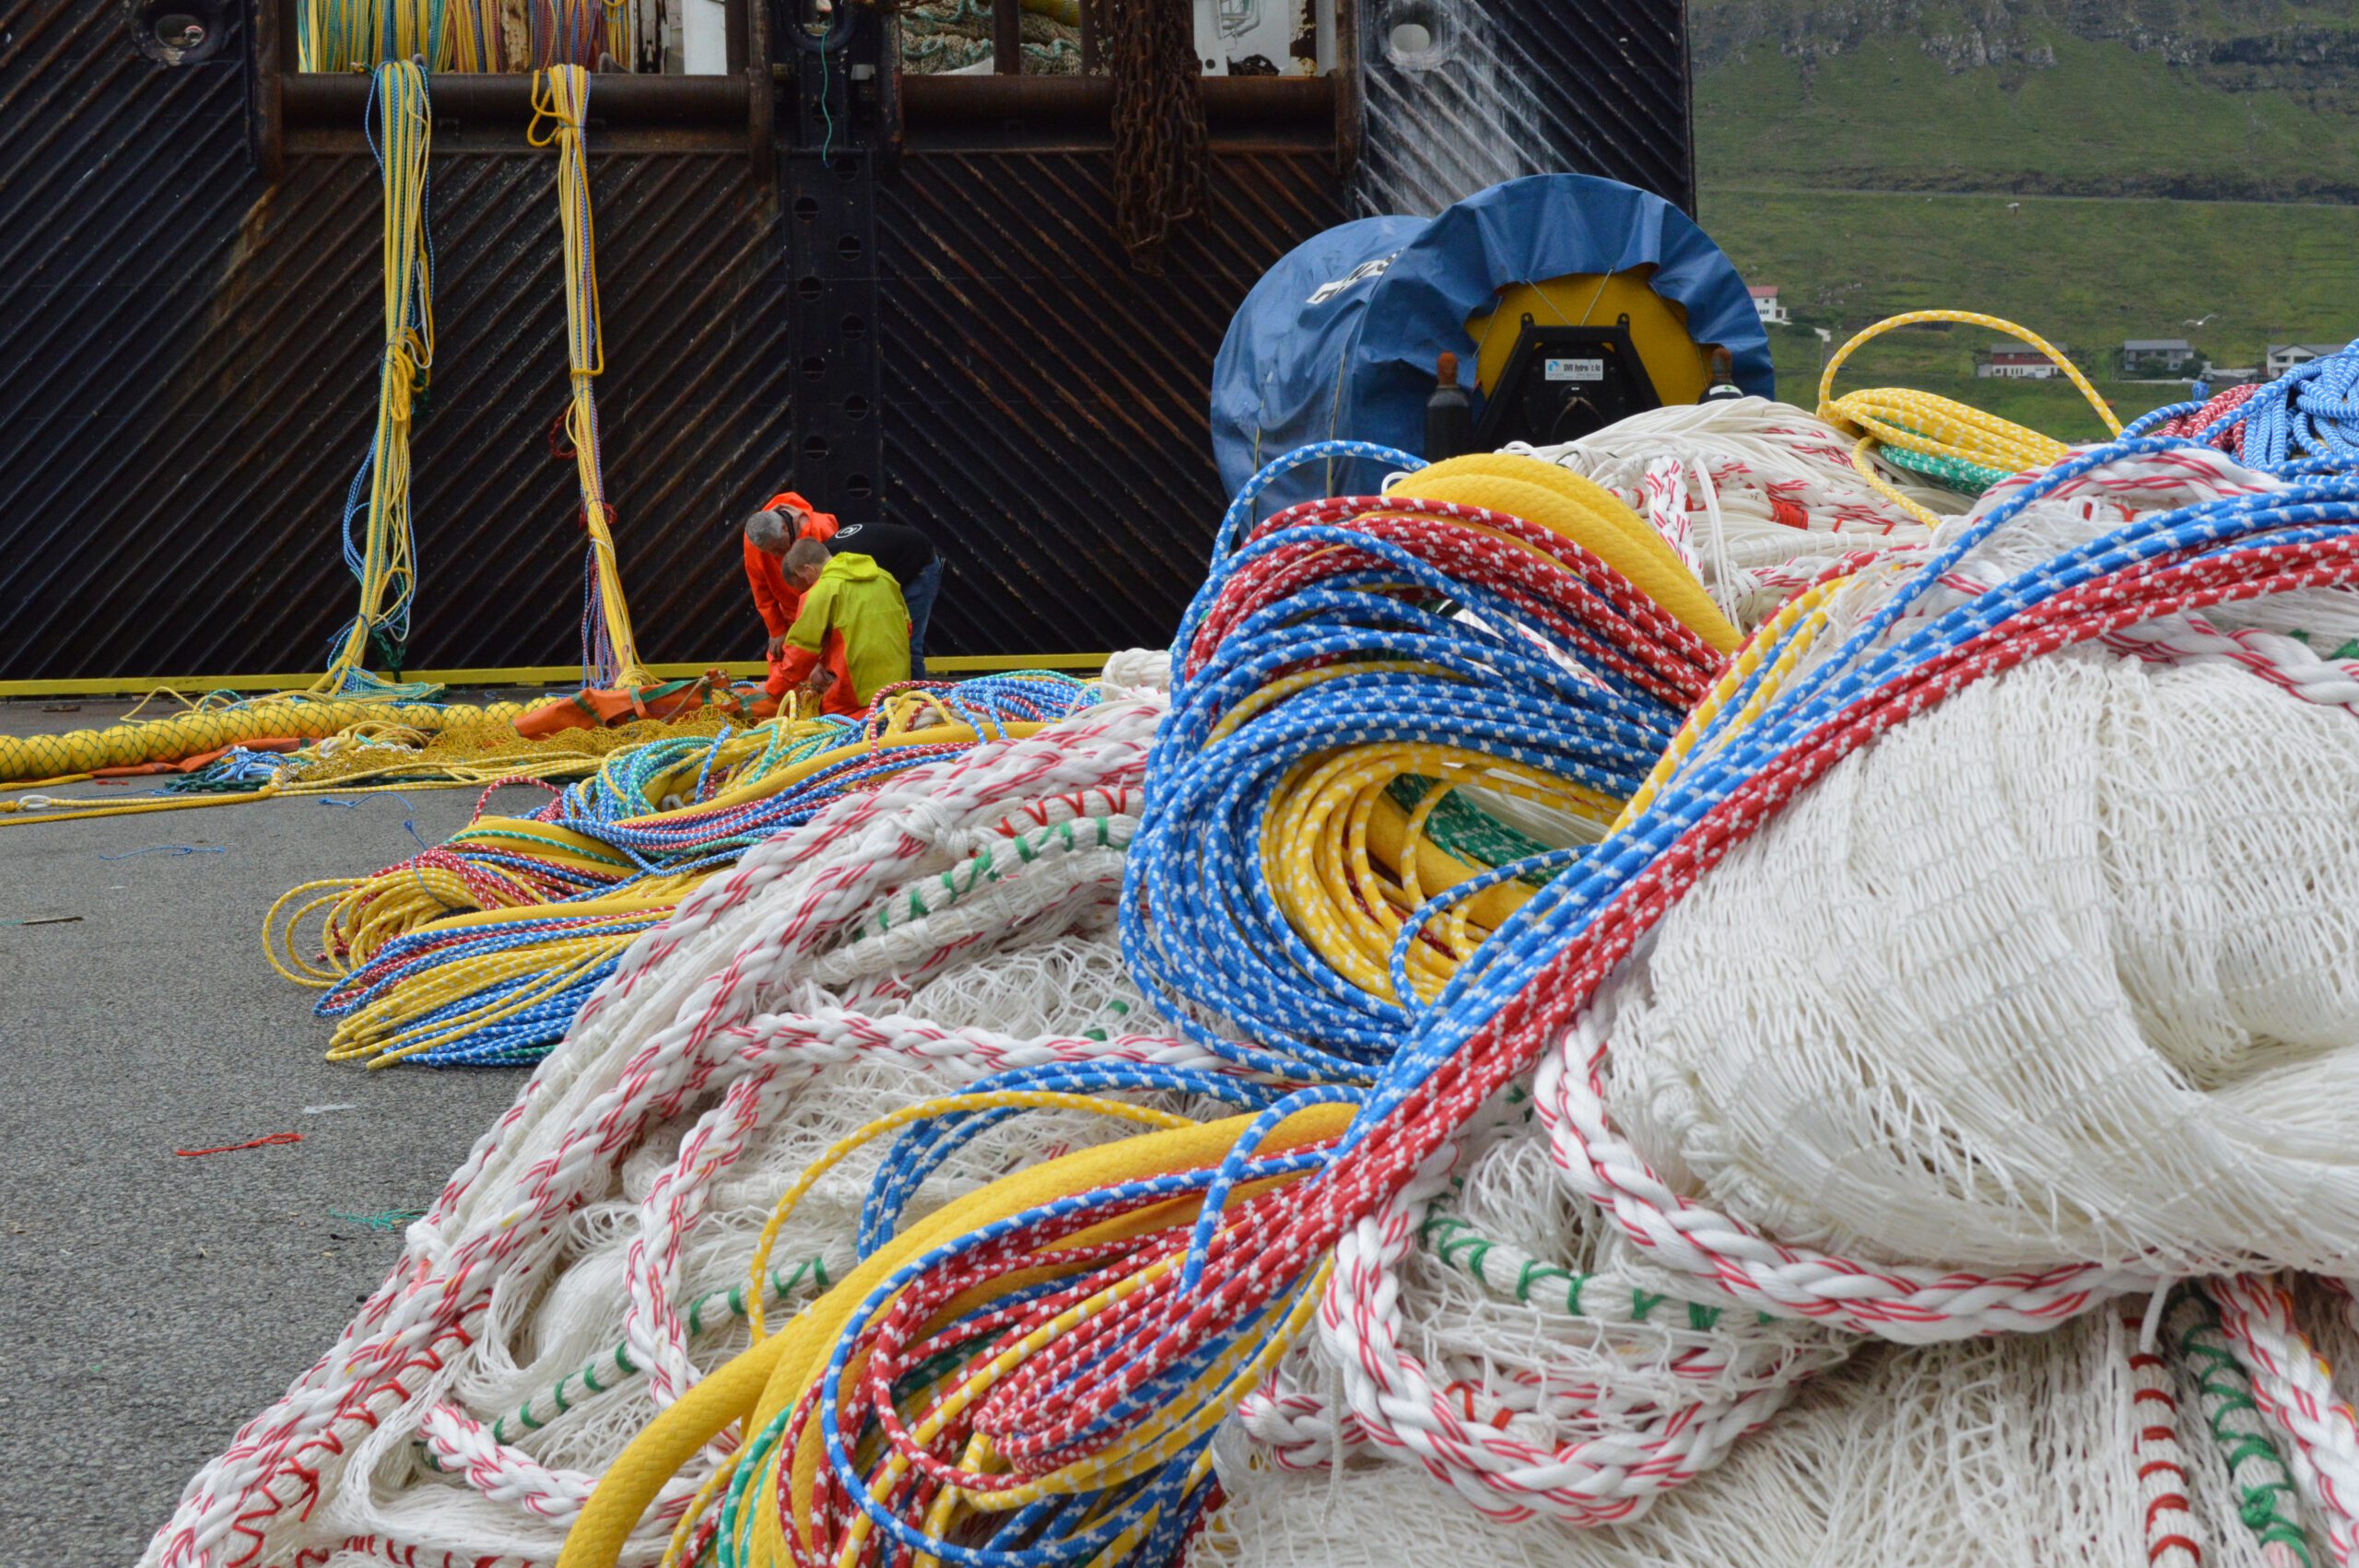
[1881,441,2010,495]
[1385,776,1563,888]
[487,1252,835,1445]
[2177,1293,2314,1565]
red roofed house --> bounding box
[1748,285,1789,325]
[1977,347,2060,380]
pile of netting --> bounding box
[148,392,2359,1568]
[897,0,1081,75]
[265,673,1104,1067]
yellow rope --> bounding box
[532,66,650,691]
[1816,309,2121,530]
[324,61,435,688]
[565,1106,1353,1568]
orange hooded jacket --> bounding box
[743,491,842,637]
[745,491,851,707]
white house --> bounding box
[1747,285,1789,326]
[2119,338,2196,375]
[2267,343,2346,380]
[1977,347,2059,380]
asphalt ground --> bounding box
[0,697,542,1567]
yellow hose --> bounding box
[1384,455,1742,652]
[0,699,524,785]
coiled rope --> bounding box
[557,433,2359,1566]
[546,443,1751,1566]
[2133,340,2359,472]
[268,676,1103,1065]
[1817,309,2120,528]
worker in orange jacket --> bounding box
[742,493,847,702]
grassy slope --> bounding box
[1692,12,2359,442]
[1695,188,2359,438]
[1695,29,2359,201]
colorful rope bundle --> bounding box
[147,697,1185,1567]
[546,427,2359,1567]
[322,61,436,691]
[299,0,630,71]
[532,65,649,691]
[267,675,1101,1065]
[2132,341,2359,472]
[1128,445,1728,1081]
[544,444,1761,1566]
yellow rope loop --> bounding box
[1815,308,2120,530]
[741,1091,1197,1341]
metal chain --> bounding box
[1109,0,1206,269]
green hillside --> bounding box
[1690,0,2359,435]
[1696,189,2359,434]
[1692,2,2359,202]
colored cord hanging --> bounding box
[532,65,650,691]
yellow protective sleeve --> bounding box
[0,698,525,785]
[1385,454,1739,653]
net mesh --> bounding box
[1209,1309,2304,1568]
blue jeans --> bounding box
[902,558,943,678]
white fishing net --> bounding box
[153,430,2359,1568]
[1210,1309,2305,1568]
[1519,398,1954,626]
[1602,639,2359,1278]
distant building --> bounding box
[2206,367,2261,388]
[2120,338,2196,375]
[1747,285,1789,326]
[2268,343,2347,380]
[1977,347,2059,380]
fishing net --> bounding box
[145,696,1177,1567]
[149,421,2359,1568]
[1521,397,1954,625]
[1590,466,2359,1278]
[895,0,1080,74]
[1206,1305,2313,1568]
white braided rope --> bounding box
[1515,398,1948,625]
[1536,1012,2152,1342]
[2124,1305,2209,1568]
[2211,1275,2359,1567]
[1306,1104,1842,1524]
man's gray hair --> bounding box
[783,537,831,578]
[743,509,792,552]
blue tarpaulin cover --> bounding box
[1209,174,1772,503]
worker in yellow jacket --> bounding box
[768,538,912,714]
